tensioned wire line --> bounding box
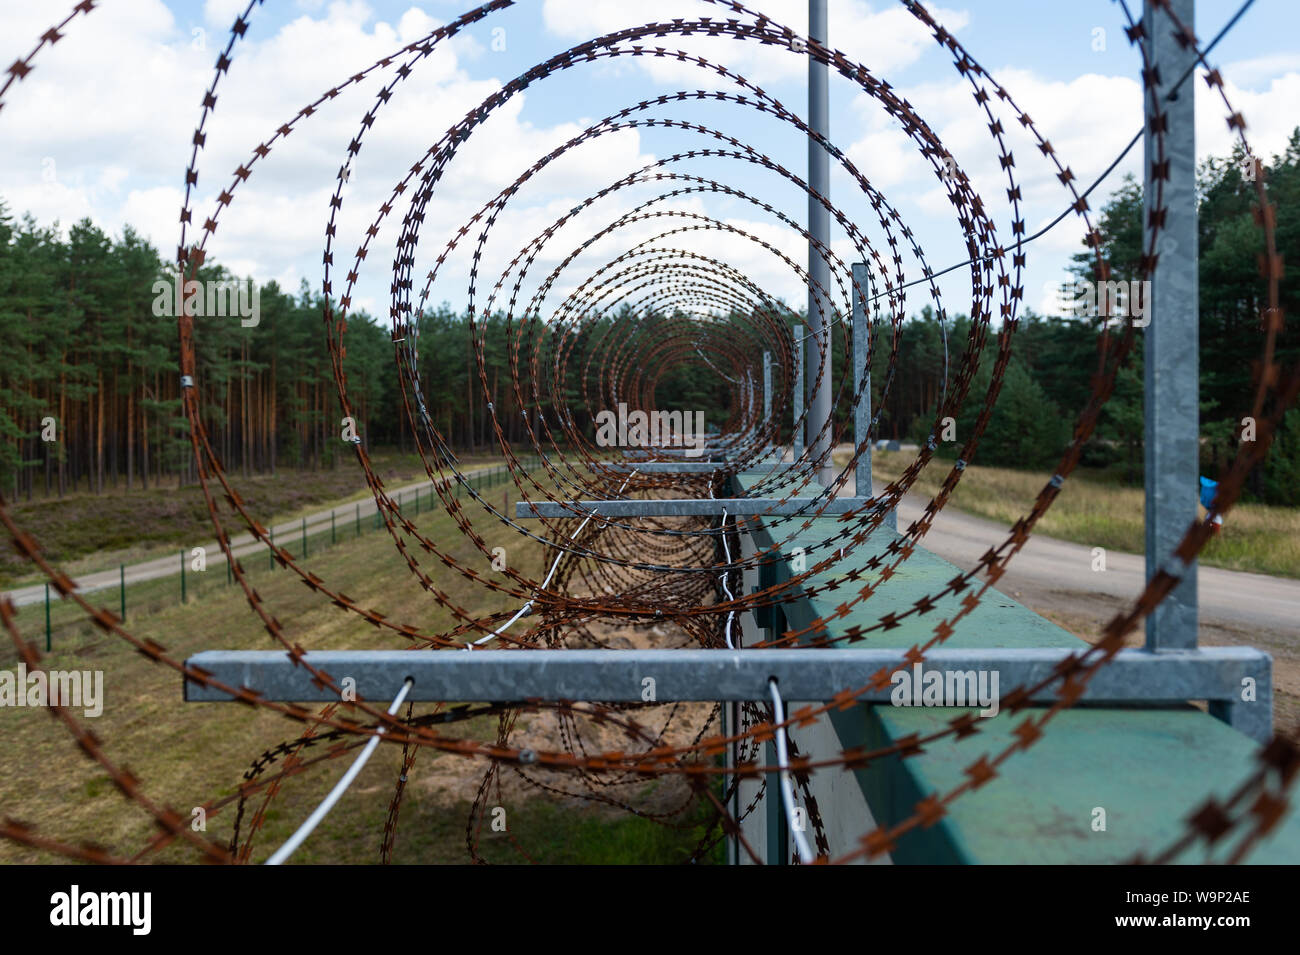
[768,677,816,864]
[789,0,1256,345]
[718,491,739,649]
[467,469,639,648]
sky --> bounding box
[1,0,1297,329]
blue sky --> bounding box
[2,0,1297,326]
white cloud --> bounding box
[396,6,439,44]
[1221,52,1300,91]
[541,0,970,89]
[1,0,1296,329]
[0,0,660,318]
[1197,71,1300,166]
[837,55,1300,322]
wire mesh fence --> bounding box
[5,459,540,656]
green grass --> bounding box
[455,799,724,865]
[0,496,724,865]
[841,449,1300,579]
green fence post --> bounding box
[415,486,420,516]
[120,564,126,621]
[44,582,51,652]
[301,516,307,559]
[181,549,187,603]
[269,527,275,571]
[227,553,232,587]
[355,502,360,537]
[331,510,336,546]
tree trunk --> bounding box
[43,378,51,497]
[241,340,250,478]
[154,370,161,487]
[57,362,66,498]
[270,356,277,475]
[140,388,149,492]
[315,376,322,470]
[466,339,474,453]
[222,349,230,473]
[96,366,104,494]
[110,368,119,488]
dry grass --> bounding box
[840,449,1300,579]
[0,500,723,865]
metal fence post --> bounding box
[1143,0,1198,651]
[269,527,275,571]
[44,582,50,651]
[120,563,126,621]
[331,509,336,545]
[181,549,187,603]
[301,516,307,558]
[852,262,873,499]
[763,350,772,431]
[853,262,895,530]
[806,0,833,486]
[793,324,804,459]
[355,502,360,537]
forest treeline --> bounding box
[844,131,1300,505]
[1,131,1297,504]
[0,207,561,499]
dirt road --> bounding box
[858,477,1300,724]
[2,464,504,609]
